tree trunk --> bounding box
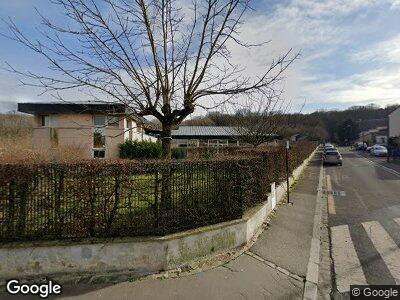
[160,123,172,213]
[161,124,172,159]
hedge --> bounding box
[0,141,317,242]
[119,140,162,159]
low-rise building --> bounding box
[290,133,307,142]
[358,126,388,145]
[171,126,242,147]
[18,102,156,159]
[389,106,400,138]
[170,125,279,147]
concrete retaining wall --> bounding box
[0,149,317,281]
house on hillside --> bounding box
[290,133,307,142]
[358,126,388,145]
[170,126,279,147]
[18,102,156,159]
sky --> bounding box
[0,0,400,114]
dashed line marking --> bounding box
[355,154,400,177]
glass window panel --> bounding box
[94,150,105,158]
[41,115,49,126]
[93,127,105,148]
[107,115,119,127]
[93,115,106,126]
[49,115,57,127]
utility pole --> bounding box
[286,140,290,204]
[387,110,391,163]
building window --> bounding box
[93,127,106,148]
[93,115,106,126]
[207,139,228,147]
[41,115,50,126]
[107,115,119,127]
[93,115,106,146]
[93,149,105,158]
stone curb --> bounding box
[303,157,324,300]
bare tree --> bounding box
[233,92,293,146]
[2,0,298,158]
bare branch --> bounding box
[2,0,299,158]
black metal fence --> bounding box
[0,142,316,242]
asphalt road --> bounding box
[325,148,400,297]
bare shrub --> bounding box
[0,113,33,137]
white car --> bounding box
[323,149,343,166]
[324,144,336,153]
[371,145,388,157]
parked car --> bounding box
[354,142,367,150]
[371,145,388,157]
[366,146,372,152]
[323,149,343,166]
[324,144,336,153]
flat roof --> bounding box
[171,126,240,138]
[18,102,126,114]
[171,126,278,139]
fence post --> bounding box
[88,178,97,237]
[16,182,28,237]
[7,180,16,238]
[161,163,172,211]
[285,141,291,204]
[236,161,244,216]
[106,173,121,233]
[55,169,65,237]
[154,171,160,229]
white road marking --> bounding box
[362,221,400,284]
[394,218,400,227]
[331,225,367,292]
[354,153,400,177]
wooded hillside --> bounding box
[183,104,399,142]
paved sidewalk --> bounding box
[56,158,323,300]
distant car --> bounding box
[323,149,343,166]
[324,144,336,153]
[355,142,367,150]
[366,146,372,152]
[371,145,388,157]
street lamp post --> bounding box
[286,140,290,204]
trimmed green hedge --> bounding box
[171,147,187,159]
[119,140,162,159]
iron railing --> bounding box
[0,142,316,242]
